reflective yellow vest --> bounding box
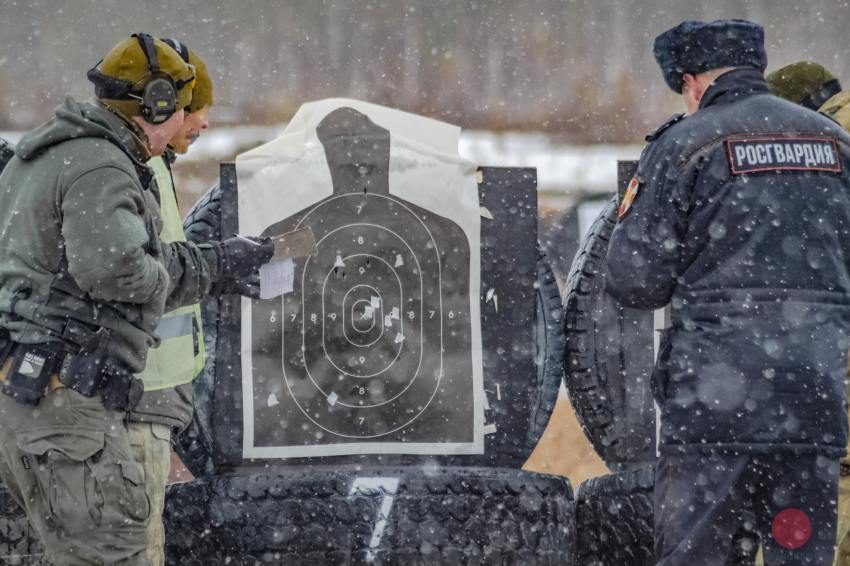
[137,156,206,391]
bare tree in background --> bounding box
[2,0,850,142]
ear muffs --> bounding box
[133,33,178,124]
[87,33,193,124]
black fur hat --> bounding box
[653,19,768,93]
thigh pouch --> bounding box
[16,427,150,533]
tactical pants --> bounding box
[0,387,150,565]
[656,450,839,566]
[127,421,171,566]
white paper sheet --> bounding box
[258,259,294,299]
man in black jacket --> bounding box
[605,19,850,565]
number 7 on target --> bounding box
[349,477,400,562]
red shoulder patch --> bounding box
[618,177,640,219]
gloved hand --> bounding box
[220,236,274,280]
[220,272,261,298]
[218,236,273,297]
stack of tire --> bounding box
[563,191,758,566]
[562,194,655,566]
[165,167,576,565]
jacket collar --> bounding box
[95,101,153,162]
[698,67,770,111]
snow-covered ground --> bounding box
[180,125,642,195]
[3,126,640,196]
[458,131,641,195]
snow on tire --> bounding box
[529,246,566,451]
[576,466,655,566]
[576,466,758,566]
[562,195,656,471]
[164,466,575,566]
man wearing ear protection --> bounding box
[124,39,273,565]
[0,34,198,565]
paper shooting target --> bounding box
[246,107,480,456]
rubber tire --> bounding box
[562,195,656,471]
[530,246,565,450]
[164,466,575,565]
[576,467,655,566]
[175,181,563,473]
[0,484,43,565]
[576,466,758,566]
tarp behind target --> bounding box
[236,99,484,458]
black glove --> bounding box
[220,272,261,298]
[220,236,274,280]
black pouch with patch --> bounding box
[3,343,63,405]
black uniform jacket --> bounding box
[605,68,850,457]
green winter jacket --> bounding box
[0,96,169,373]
